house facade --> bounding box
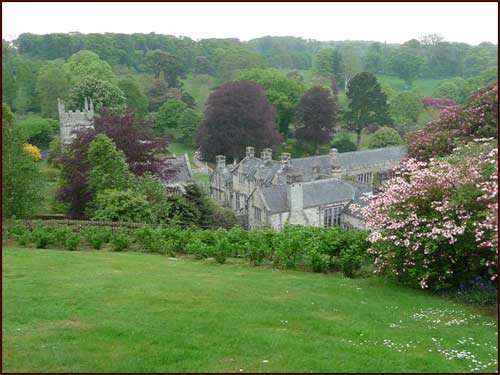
[210,145,406,230]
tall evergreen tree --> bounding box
[345,72,392,150]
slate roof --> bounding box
[160,155,192,185]
[336,146,407,169]
[236,146,407,184]
[288,145,407,173]
[259,178,356,214]
[343,192,372,218]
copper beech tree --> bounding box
[197,80,282,162]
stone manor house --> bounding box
[210,146,406,230]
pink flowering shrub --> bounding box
[422,96,456,110]
[355,140,498,290]
[407,82,498,161]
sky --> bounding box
[2,2,498,45]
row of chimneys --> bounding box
[216,146,339,169]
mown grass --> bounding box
[2,247,497,373]
[35,158,65,216]
[376,74,442,97]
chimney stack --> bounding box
[216,155,226,169]
[245,146,255,159]
[330,148,342,178]
[279,152,291,165]
[287,172,304,222]
[261,147,272,161]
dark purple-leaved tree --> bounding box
[57,109,175,218]
[294,86,338,155]
[196,80,282,161]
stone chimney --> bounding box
[279,152,291,165]
[260,147,272,161]
[287,172,307,224]
[245,146,255,159]
[330,148,342,179]
[330,147,339,163]
[216,155,226,169]
[312,165,320,179]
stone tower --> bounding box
[58,97,95,145]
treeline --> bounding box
[9,33,498,78]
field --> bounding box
[2,247,497,373]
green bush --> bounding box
[9,222,28,238]
[273,226,306,268]
[213,229,232,264]
[337,246,364,278]
[8,222,30,245]
[368,126,403,149]
[226,226,248,257]
[16,232,31,246]
[245,229,273,266]
[110,229,130,252]
[52,226,73,246]
[305,244,331,273]
[331,137,357,153]
[64,232,81,251]
[31,226,54,248]
[82,227,110,249]
[185,236,209,259]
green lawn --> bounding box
[376,74,442,97]
[2,248,497,373]
[35,158,65,216]
[168,142,196,163]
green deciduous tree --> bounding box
[147,79,170,112]
[86,134,131,197]
[145,50,186,87]
[340,44,360,91]
[155,99,188,135]
[90,189,152,222]
[389,46,424,87]
[68,77,126,112]
[363,42,384,74]
[117,76,149,118]
[36,58,69,118]
[368,126,403,149]
[346,72,392,150]
[433,77,472,104]
[16,116,59,149]
[64,50,114,84]
[177,109,203,143]
[2,103,42,218]
[464,47,494,77]
[213,47,261,81]
[389,91,424,133]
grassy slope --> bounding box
[3,248,497,373]
[35,158,65,216]
[376,74,441,97]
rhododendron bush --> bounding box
[407,82,498,161]
[421,96,456,110]
[356,140,497,290]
